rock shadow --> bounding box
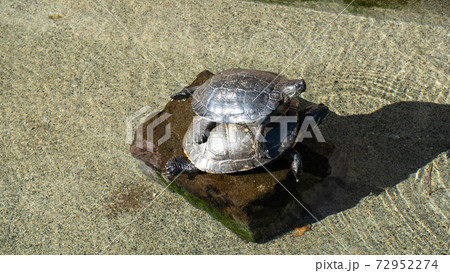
[296,99,450,221]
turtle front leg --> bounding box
[255,124,270,159]
[192,118,216,143]
[301,103,329,125]
[165,156,198,176]
[170,86,197,101]
[285,149,303,182]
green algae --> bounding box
[154,171,256,241]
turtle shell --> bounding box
[183,100,300,173]
[191,68,289,123]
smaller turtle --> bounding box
[165,101,329,181]
[170,68,307,158]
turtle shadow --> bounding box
[295,100,450,221]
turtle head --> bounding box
[280,79,306,98]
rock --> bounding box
[130,70,342,242]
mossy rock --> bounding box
[130,70,342,242]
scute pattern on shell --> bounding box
[192,68,288,123]
[183,102,300,173]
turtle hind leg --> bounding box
[165,156,198,176]
[285,149,303,182]
[170,86,197,101]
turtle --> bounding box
[170,68,307,158]
[165,100,329,181]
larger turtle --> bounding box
[165,100,328,181]
[170,68,307,158]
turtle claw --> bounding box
[165,156,198,176]
[292,169,302,183]
[165,157,182,176]
[303,103,329,125]
[170,92,190,101]
[193,132,208,144]
[286,149,303,182]
[192,119,216,144]
[170,87,196,101]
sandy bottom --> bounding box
[0,0,448,254]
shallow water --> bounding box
[0,0,448,254]
[252,0,450,27]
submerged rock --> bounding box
[130,70,342,242]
